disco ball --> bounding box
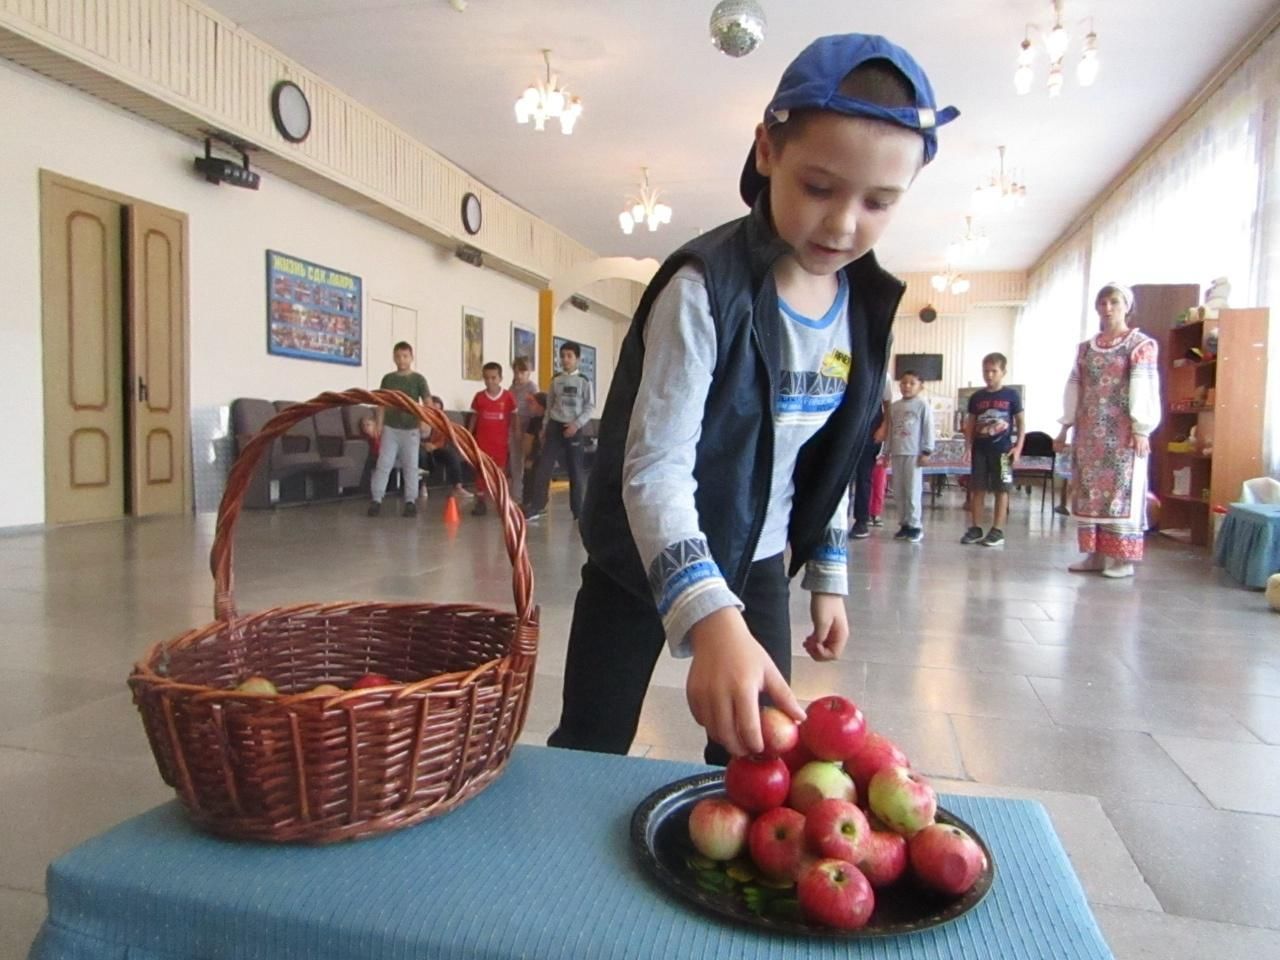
[709,0,766,58]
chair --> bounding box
[231,398,322,508]
[1241,476,1280,504]
[312,407,368,491]
[1013,431,1056,510]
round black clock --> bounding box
[919,305,938,324]
[461,192,483,235]
[271,80,312,143]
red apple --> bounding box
[748,807,808,881]
[797,858,876,930]
[856,827,909,888]
[804,798,871,863]
[351,673,393,689]
[788,760,856,814]
[846,731,910,801]
[800,696,868,761]
[868,766,937,836]
[759,706,801,759]
[725,755,790,814]
[909,823,988,896]
[235,676,277,695]
[687,797,751,861]
[779,738,816,774]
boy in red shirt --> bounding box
[469,362,517,516]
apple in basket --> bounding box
[235,676,278,695]
[909,823,988,896]
[758,706,801,758]
[779,738,816,774]
[804,798,871,863]
[351,673,394,689]
[687,797,751,861]
[868,766,937,837]
[308,684,343,695]
[747,806,808,881]
[855,823,909,888]
[724,755,790,813]
[788,760,855,814]
[799,695,867,761]
[797,858,876,930]
[845,731,910,802]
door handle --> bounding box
[137,376,149,403]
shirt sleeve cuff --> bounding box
[802,562,849,596]
[664,580,743,658]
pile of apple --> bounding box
[686,696,987,931]
[232,673,395,696]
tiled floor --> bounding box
[2,487,1279,958]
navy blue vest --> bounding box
[580,197,904,601]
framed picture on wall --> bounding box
[265,250,362,366]
[511,324,536,371]
[462,307,484,380]
[553,336,596,390]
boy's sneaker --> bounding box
[402,501,417,518]
[960,526,985,545]
[893,525,911,540]
[870,516,884,527]
[472,499,488,517]
[980,527,1005,547]
[366,501,381,517]
[523,508,545,522]
[850,521,870,539]
[907,527,925,543]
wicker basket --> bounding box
[129,388,538,844]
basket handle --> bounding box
[212,389,535,635]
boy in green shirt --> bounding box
[368,341,430,517]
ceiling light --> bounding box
[709,0,767,58]
[1014,2,1099,98]
[619,167,672,235]
[514,49,582,135]
[1077,30,1100,86]
[945,216,990,263]
[930,266,970,296]
[972,146,1028,214]
[1014,39,1035,95]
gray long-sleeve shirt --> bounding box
[888,395,935,456]
[547,371,594,429]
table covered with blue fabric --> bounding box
[29,745,1113,959]
[1215,502,1280,588]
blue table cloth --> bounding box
[1215,502,1280,588]
[30,746,1113,960]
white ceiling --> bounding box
[201,0,1275,274]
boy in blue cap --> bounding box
[548,35,958,763]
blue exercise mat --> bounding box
[30,745,1112,959]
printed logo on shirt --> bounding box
[777,369,847,422]
[820,349,851,383]
[648,538,723,617]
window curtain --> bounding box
[1013,235,1089,434]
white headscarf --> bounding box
[1096,282,1135,313]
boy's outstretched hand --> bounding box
[687,607,805,757]
[804,593,848,662]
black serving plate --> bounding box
[631,772,995,938]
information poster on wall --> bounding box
[553,336,596,390]
[266,250,362,366]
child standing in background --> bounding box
[889,370,934,542]
[961,352,1024,547]
[469,362,516,516]
[507,358,538,508]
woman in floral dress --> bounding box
[1054,283,1161,579]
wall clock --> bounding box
[461,192,483,235]
[271,80,312,144]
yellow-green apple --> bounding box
[308,683,343,695]
[235,676,278,695]
[796,858,876,930]
[748,806,808,881]
[788,760,855,814]
[909,823,988,896]
[804,798,871,862]
[687,797,751,861]
[855,826,908,888]
[725,755,790,813]
[868,766,936,836]
[846,731,910,801]
[759,706,801,759]
[800,695,867,761]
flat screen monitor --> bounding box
[894,353,943,382]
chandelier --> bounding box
[514,49,583,134]
[972,146,1028,214]
[945,216,990,263]
[1014,2,1100,96]
[618,167,672,235]
[931,266,971,296]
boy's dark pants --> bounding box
[548,553,791,766]
[527,423,586,517]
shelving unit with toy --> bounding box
[1160,307,1269,546]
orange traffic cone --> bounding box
[442,495,461,525]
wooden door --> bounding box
[126,204,190,516]
[40,176,126,524]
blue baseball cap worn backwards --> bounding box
[740,33,959,205]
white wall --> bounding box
[0,59,568,527]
